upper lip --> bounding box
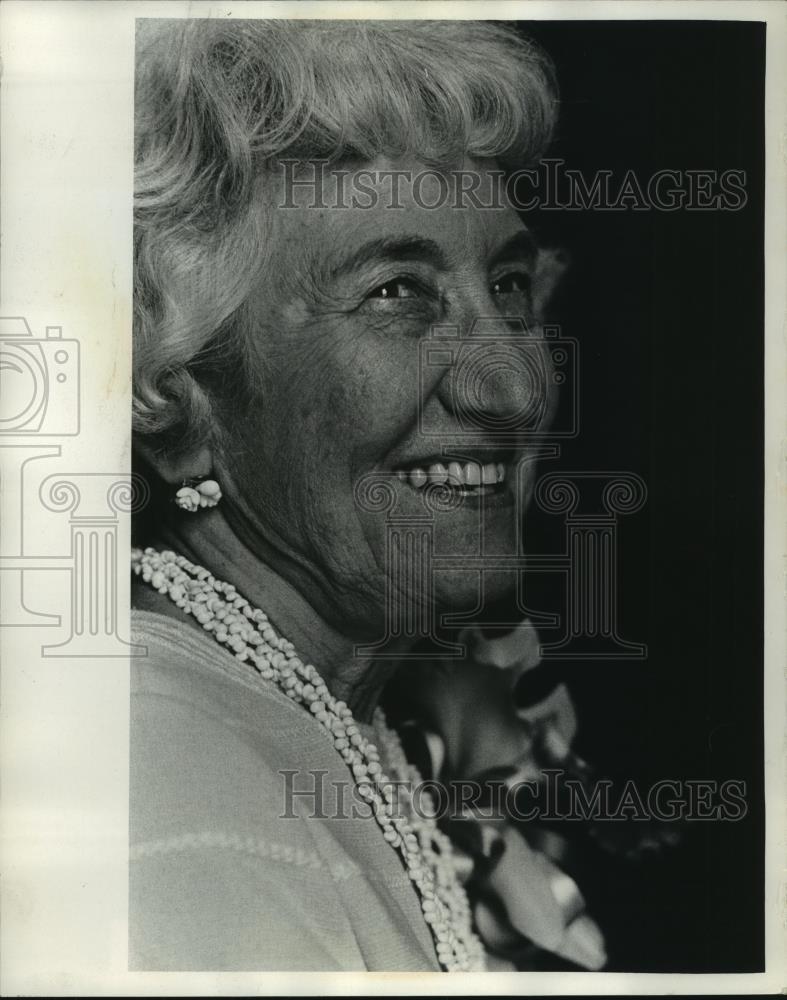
[391,447,518,470]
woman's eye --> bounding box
[368,279,419,300]
[490,272,532,296]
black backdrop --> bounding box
[509,21,765,971]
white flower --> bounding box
[175,486,200,512]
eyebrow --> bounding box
[327,236,449,280]
[325,228,538,281]
[488,230,538,270]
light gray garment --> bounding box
[129,610,441,971]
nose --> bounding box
[434,313,557,437]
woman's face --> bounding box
[215,156,556,639]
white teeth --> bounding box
[447,461,464,486]
[409,468,427,489]
[464,462,481,486]
[395,459,508,489]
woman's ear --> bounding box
[133,440,214,487]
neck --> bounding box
[138,510,406,723]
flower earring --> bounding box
[174,477,222,512]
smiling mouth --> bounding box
[392,454,512,496]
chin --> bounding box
[343,568,515,649]
[431,568,516,618]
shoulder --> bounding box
[129,609,348,839]
[128,610,364,970]
[129,607,313,751]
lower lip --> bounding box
[398,478,515,510]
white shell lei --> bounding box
[132,547,485,971]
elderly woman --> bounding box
[130,18,605,972]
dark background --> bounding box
[510,21,765,972]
